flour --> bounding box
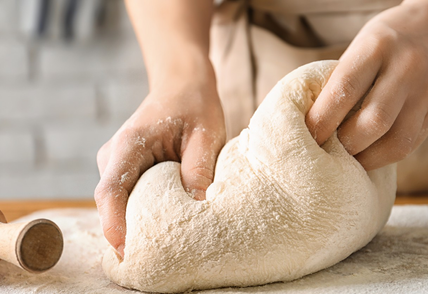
[120,172,130,184]
[102,61,396,293]
[0,209,138,294]
[3,206,428,294]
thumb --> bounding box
[180,128,223,200]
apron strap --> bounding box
[249,0,402,15]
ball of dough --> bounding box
[102,60,396,293]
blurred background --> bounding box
[0,0,148,200]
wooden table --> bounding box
[0,196,427,221]
[0,200,96,221]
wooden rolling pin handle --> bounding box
[0,219,64,273]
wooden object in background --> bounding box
[0,197,427,222]
[0,200,97,221]
[394,195,428,205]
[0,219,63,273]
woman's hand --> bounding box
[95,74,225,258]
[95,0,221,258]
[306,0,428,170]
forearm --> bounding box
[125,0,215,90]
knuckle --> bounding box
[393,138,414,161]
[115,127,148,150]
[402,47,427,75]
[310,118,333,144]
[378,28,399,47]
[185,166,214,190]
[366,106,394,135]
[96,142,110,165]
[313,120,330,135]
[358,27,394,63]
[94,180,115,204]
[330,76,361,103]
[193,165,214,177]
[115,127,138,142]
[94,182,108,204]
[367,25,398,51]
[369,37,384,59]
[94,176,128,203]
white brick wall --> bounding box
[39,37,145,81]
[44,124,118,162]
[0,171,100,199]
[0,84,97,122]
[100,76,149,123]
[0,130,34,164]
[0,1,18,36]
[0,0,148,200]
[0,41,28,81]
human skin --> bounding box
[95,0,428,257]
[306,0,428,170]
[95,0,225,258]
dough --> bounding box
[102,60,396,293]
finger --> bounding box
[418,112,428,146]
[306,49,382,145]
[337,73,406,155]
[356,102,426,170]
[97,140,112,177]
[0,210,6,223]
[94,131,154,258]
[181,127,224,200]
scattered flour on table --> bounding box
[1,206,428,293]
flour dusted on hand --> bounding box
[102,61,396,293]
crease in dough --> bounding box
[103,60,396,293]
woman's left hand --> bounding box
[306,0,428,170]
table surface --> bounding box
[0,200,96,221]
[0,195,427,221]
[1,204,428,293]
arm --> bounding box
[306,0,428,170]
[95,0,226,258]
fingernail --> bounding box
[191,189,206,201]
[116,244,125,260]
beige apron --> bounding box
[210,0,401,138]
[210,0,428,193]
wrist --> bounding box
[148,46,217,93]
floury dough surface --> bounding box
[103,61,397,293]
[1,206,428,293]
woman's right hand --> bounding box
[95,0,219,258]
[95,66,226,258]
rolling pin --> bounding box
[0,216,64,273]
